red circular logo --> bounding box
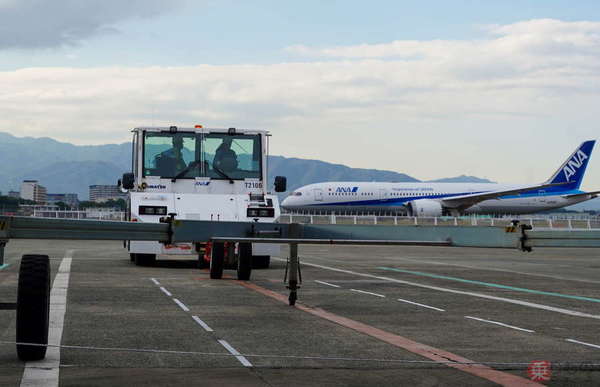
[527,360,552,382]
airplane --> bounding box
[281,140,600,217]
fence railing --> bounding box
[17,210,600,229]
[278,214,600,230]
[31,210,126,221]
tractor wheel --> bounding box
[237,243,252,280]
[210,242,225,279]
[198,254,209,269]
[16,254,50,361]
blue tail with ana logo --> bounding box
[545,140,595,191]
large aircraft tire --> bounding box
[16,254,50,361]
[237,243,252,280]
[210,242,225,279]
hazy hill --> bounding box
[0,132,130,177]
[12,161,124,197]
[268,156,419,193]
[428,175,495,183]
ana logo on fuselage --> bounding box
[336,187,359,193]
[563,150,588,181]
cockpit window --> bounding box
[292,191,302,196]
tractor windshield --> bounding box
[142,132,262,180]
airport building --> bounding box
[8,191,19,198]
[20,180,47,203]
[89,185,127,203]
[47,193,80,208]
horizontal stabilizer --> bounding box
[562,191,600,199]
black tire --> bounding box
[134,254,156,266]
[210,242,224,279]
[16,254,50,361]
[237,243,252,281]
[198,254,209,269]
[251,255,270,269]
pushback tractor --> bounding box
[119,125,287,280]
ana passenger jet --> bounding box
[281,141,599,216]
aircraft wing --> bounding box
[440,182,569,210]
[561,191,600,199]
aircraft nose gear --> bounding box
[284,243,302,306]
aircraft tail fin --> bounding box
[545,140,595,190]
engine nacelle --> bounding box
[405,199,443,217]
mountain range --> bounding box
[0,132,597,210]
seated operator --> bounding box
[213,137,238,173]
[154,135,187,176]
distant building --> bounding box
[20,180,47,203]
[89,185,127,202]
[8,191,20,199]
[47,193,79,208]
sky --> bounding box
[1,0,600,190]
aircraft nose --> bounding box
[281,196,292,209]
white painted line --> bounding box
[390,256,600,285]
[150,278,160,285]
[465,316,535,333]
[173,298,190,312]
[218,339,252,367]
[192,316,214,332]
[160,287,172,297]
[21,250,74,387]
[566,339,600,350]
[314,280,340,288]
[350,289,385,298]
[397,298,445,312]
[273,258,600,321]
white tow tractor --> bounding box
[119,125,287,280]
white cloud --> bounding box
[286,19,600,62]
[0,0,186,49]
[1,19,600,186]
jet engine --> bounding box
[405,199,443,217]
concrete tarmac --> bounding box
[1,240,600,386]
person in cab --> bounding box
[213,137,238,173]
[155,135,187,176]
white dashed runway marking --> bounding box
[397,298,445,312]
[465,316,534,333]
